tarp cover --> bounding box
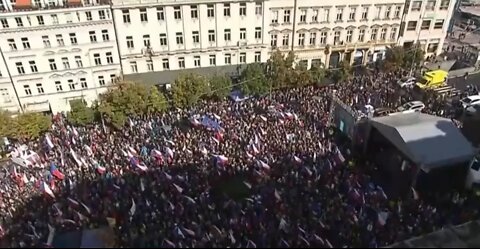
[370,112,475,171]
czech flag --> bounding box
[41,182,55,198]
[50,163,65,180]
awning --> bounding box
[15,0,31,7]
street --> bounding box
[448,72,480,91]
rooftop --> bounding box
[0,0,110,12]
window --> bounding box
[240,28,246,40]
[426,0,436,11]
[255,27,262,39]
[192,31,199,43]
[42,35,51,48]
[36,83,44,94]
[380,28,387,40]
[272,10,278,23]
[110,74,116,84]
[434,19,444,29]
[300,10,306,23]
[56,34,64,46]
[99,10,106,20]
[89,31,97,43]
[207,5,215,18]
[191,5,198,19]
[385,6,392,19]
[94,53,101,65]
[29,61,38,73]
[334,31,340,44]
[394,6,401,18]
[390,27,397,40]
[98,76,105,86]
[284,10,291,23]
[7,39,17,51]
[209,54,216,66]
[178,57,185,69]
[271,34,277,47]
[126,36,134,48]
[68,80,75,90]
[0,88,10,103]
[362,7,368,20]
[224,53,231,64]
[224,29,231,41]
[412,1,422,11]
[140,8,148,22]
[37,16,44,25]
[407,21,417,31]
[370,28,378,41]
[336,8,343,21]
[69,33,78,44]
[1,18,8,28]
[375,6,381,19]
[322,8,330,22]
[106,52,113,64]
[80,78,87,89]
[358,29,365,42]
[428,42,439,53]
[160,33,167,46]
[102,30,109,41]
[421,20,431,30]
[50,12,59,25]
[298,33,305,46]
[224,4,230,17]
[75,56,83,68]
[157,7,165,20]
[312,9,318,22]
[240,3,246,16]
[255,2,262,15]
[194,56,201,67]
[440,0,449,10]
[55,81,63,92]
[62,57,70,69]
[310,32,316,45]
[24,85,32,96]
[282,34,289,46]
[208,30,215,42]
[254,51,261,62]
[122,10,131,23]
[174,6,182,20]
[15,17,23,27]
[16,62,25,75]
[320,31,327,44]
[160,58,169,70]
[239,52,246,63]
[85,12,92,21]
[346,30,353,42]
[130,61,138,73]
[143,35,150,47]
[176,32,184,45]
[349,8,356,21]
[147,60,154,71]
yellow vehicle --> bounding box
[415,70,448,90]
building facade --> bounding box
[0,0,456,113]
[0,0,121,113]
[398,0,455,56]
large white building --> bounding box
[0,0,121,113]
[0,0,456,113]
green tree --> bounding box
[292,63,312,87]
[171,73,210,108]
[384,46,406,71]
[329,60,352,83]
[8,112,51,140]
[67,99,96,126]
[146,87,168,114]
[209,74,232,100]
[0,111,14,138]
[266,50,296,88]
[404,44,425,69]
[310,63,326,86]
[240,63,269,96]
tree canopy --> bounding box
[209,74,232,100]
[0,111,51,140]
[67,99,96,126]
[171,73,210,108]
[240,63,269,96]
[266,50,296,89]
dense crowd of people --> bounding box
[0,70,479,248]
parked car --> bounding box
[397,101,426,112]
[465,105,480,117]
[460,95,480,109]
[397,77,417,88]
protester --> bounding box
[0,71,478,248]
